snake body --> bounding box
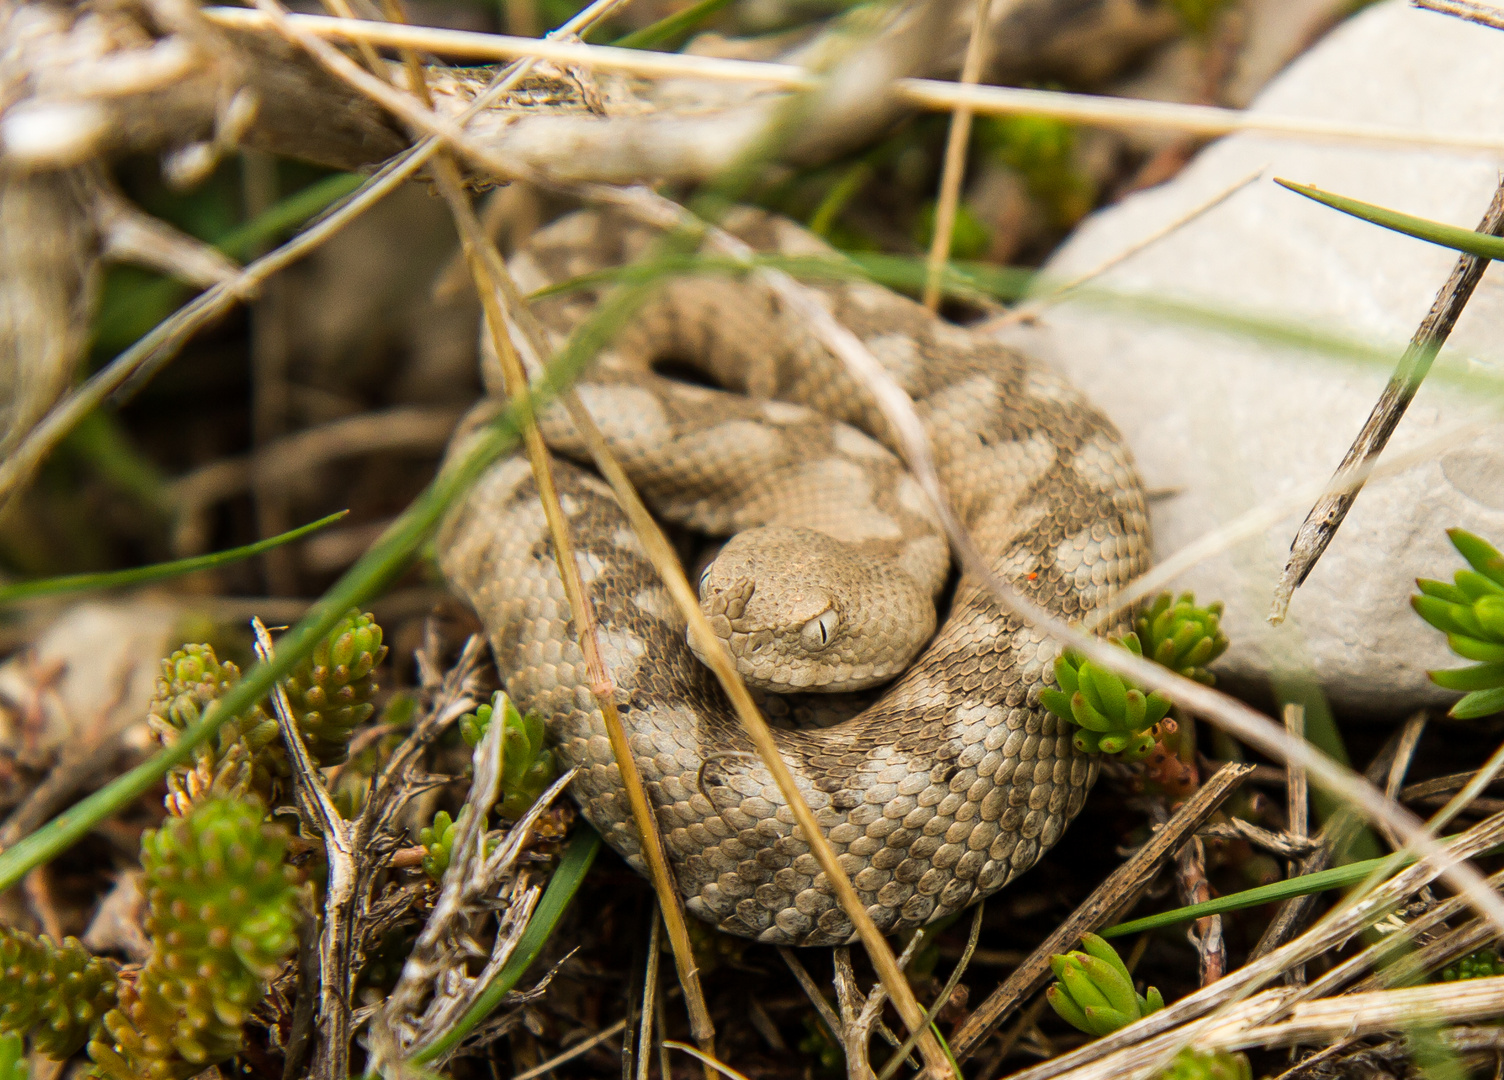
[437,208,1150,945]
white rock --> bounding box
[993,0,1504,714]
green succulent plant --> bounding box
[1155,1048,1251,1080]
[1046,933,1163,1037]
[0,1032,25,1080]
[418,807,500,881]
[147,643,285,812]
[1134,593,1228,686]
[281,609,388,765]
[1412,529,1504,719]
[1042,636,1174,760]
[89,797,302,1080]
[0,927,118,1059]
[1439,947,1504,982]
[459,692,557,820]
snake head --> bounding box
[691,526,932,694]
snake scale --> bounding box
[437,207,1151,946]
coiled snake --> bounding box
[437,208,1150,946]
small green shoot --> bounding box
[1042,636,1174,759]
[1135,593,1228,685]
[1046,933,1163,1037]
[1413,529,1504,718]
[460,692,558,819]
[0,510,347,605]
[1157,1047,1252,1080]
[1276,179,1504,263]
[1439,947,1504,982]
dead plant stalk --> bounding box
[921,0,993,310]
[431,157,717,1053]
[203,8,1504,154]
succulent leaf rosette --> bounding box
[147,643,285,811]
[1043,593,1227,760]
[90,798,301,1080]
[460,692,557,819]
[1046,933,1163,1037]
[1042,636,1173,760]
[1413,529,1504,719]
[1156,1048,1252,1080]
[418,807,500,881]
[1440,947,1504,982]
[282,609,388,765]
[1134,593,1229,686]
[0,928,117,1059]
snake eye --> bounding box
[801,609,839,649]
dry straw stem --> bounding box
[920,0,996,310]
[431,158,716,1051]
[1056,975,1504,1072]
[468,175,953,1070]
[202,8,1504,155]
[1413,0,1504,32]
[252,617,362,1080]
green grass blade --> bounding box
[612,0,734,49]
[0,510,348,605]
[1275,179,1504,262]
[213,173,365,261]
[1099,841,1501,938]
[410,825,601,1064]
[1099,858,1394,937]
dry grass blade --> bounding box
[665,1041,756,1080]
[1250,735,1400,961]
[980,166,1265,331]
[471,192,952,1072]
[200,9,1504,154]
[1414,0,1504,31]
[921,0,995,310]
[1086,416,1498,631]
[431,160,717,1053]
[949,762,1253,1060]
[512,1019,630,1080]
[876,902,984,1080]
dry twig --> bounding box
[1271,176,1504,622]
